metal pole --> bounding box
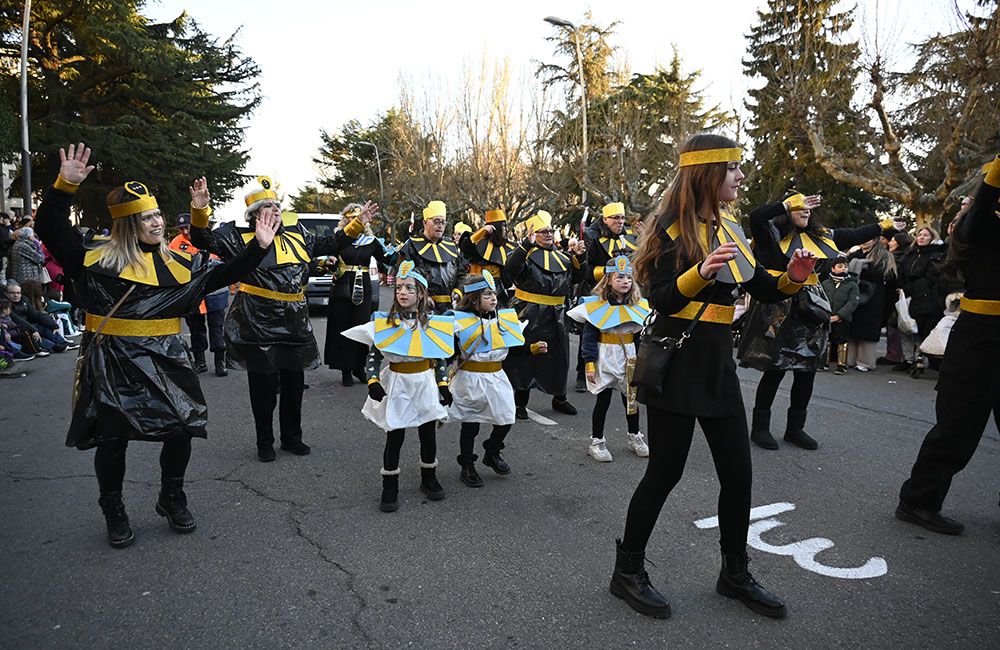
[19,0,32,215]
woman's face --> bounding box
[256,201,281,223]
[888,237,899,252]
[394,279,419,310]
[861,238,875,251]
[790,208,811,229]
[611,272,633,295]
[719,162,745,203]
[136,210,164,245]
[916,228,933,246]
[478,289,498,313]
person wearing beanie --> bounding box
[502,210,587,419]
[897,155,1000,535]
[458,209,516,306]
[169,213,230,376]
[393,200,465,314]
[324,202,395,386]
[821,256,860,374]
[33,143,281,548]
[190,176,377,462]
[737,189,894,450]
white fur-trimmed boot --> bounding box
[418,459,445,501]
[379,468,400,512]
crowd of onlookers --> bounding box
[0,210,82,376]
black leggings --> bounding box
[621,407,752,555]
[383,421,437,471]
[93,436,193,495]
[592,388,639,439]
[754,370,816,412]
[458,422,512,462]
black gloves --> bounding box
[368,381,386,402]
[438,386,453,406]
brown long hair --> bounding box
[455,274,495,314]
[632,134,736,288]
[386,278,431,327]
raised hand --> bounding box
[632,218,646,235]
[787,248,818,282]
[359,200,379,225]
[483,225,495,234]
[803,195,822,210]
[189,177,211,209]
[254,210,281,248]
[699,242,738,279]
[59,143,95,184]
[572,239,587,255]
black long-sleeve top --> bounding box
[953,178,1000,301]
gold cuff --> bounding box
[343,217,365,238]
[984,155,1000,189]
[677,264,711,298]
[53,176,80,193]
[367,377,380,386]
[437,381,448,387]
[190,205,212,228]
[879,217,896,231]
[585,361,596,372]
[777,272,804,295]
[471,227,489,243]
[784,193,806,212]
[530,342,545,355]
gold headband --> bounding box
[109,182,159,219]
[678,147,742,168]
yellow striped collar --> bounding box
[83,246,193,286]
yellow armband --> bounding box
[53,176,80,194]
[190,205,212,228]
[677,264,712,298]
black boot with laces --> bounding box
[609,538,671,619]
[98,492,136,549]
[155,477,197,533]
[716,550,786,618]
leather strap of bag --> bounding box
[675,300,711,348]
[89,285,136,340]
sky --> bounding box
[145,0,969,221]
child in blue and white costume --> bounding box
[448,270,526,487]
[342,260,455,512]
[567,255,651,462]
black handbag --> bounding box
[630,301,710,396]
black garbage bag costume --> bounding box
[394,235,464,314]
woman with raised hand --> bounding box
[610,134,816,620]
[34,144,280,548]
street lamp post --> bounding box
[544,15,588,209]
[19,0,32,215]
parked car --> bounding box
[297,214,380,313]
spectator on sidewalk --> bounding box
[11,227,48,285]
[4,280,75,354]
[847,239,897,371]
[822,257,860,375]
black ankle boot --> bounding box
[750,407,778,450]
[716,550,786,618]
[783,408,818,450]
[192,350,208,374]
[482,444,511,475]
[552,396,578,415]
[98,492,136,549]
[155,478,196,533]
[609,539,670,618]
[419,465,446,500]
[341,370,354,386]
[458,455,484,488]
[380,471,399,512]
[214,351,228,377]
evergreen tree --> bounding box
[743,0,887,226]
[0,1,260,226]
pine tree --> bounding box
[743,0,887,226]
[0,1,260,226]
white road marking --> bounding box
[526,409,558,426]
[695,502,795,529]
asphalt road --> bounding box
[2,294,998,649]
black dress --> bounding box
[502,240,586,395]
[458,230,515,306]
[34,184,267,450]
[394,236,464,313]
[324,233,393,372]
[738,204,881,371]
[191,214,365,372]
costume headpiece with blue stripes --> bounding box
[396,260,428,288]
[605,255,633,276]
[463,269,497,294]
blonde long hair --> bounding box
[632,134,736,288]
[98,187,171,275]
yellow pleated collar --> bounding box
[409,237,459,264]
[240,228,311,266]
[526,246,571,274]
[83,245,193,286]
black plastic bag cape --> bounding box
[737,284,831,372]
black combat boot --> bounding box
[458,454,484,488]
[155,477,197,533]
[192,350,208,374]
[214,351,228,377]
[609,539,671,619]
[750,407,778,450]
[482,441,511,475]
[783,408,818,450]
[716,550,787,618]
[98,492,135,549]
[380,469,400,512]
[419,462,446,500]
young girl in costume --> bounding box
[342,260,455,512]
[448,270,525,486]
[567,255,650,462]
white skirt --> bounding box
[362,367,448,432]
[448,368,515,425]
[587,341,635,395]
